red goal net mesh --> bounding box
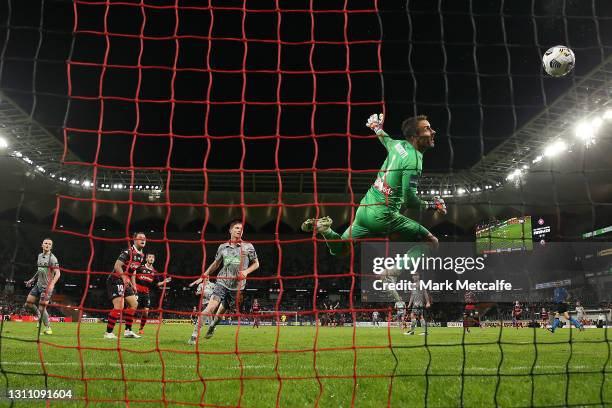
[55,0,392,406]
[0,0,610,407]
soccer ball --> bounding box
[542,45,575,77]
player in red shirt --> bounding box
[540,307,549,329]
[134,253,171,335]
[251,298,261,328]
[463,291,477,334]
[512,301,523,329]
[105,232,145,339]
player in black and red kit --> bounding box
[512,301,523,329]
[540,307,549,329]
[251,298,261,328]
[463,291,477,334]
[134,253,171,335]
[104,232,146,339]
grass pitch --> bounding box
[0,322,610,407]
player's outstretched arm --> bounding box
[188,278,201,287]
[25,274,36,287]
[189,258,222,287]
[188,277,202,287]
[366,113,393,149]
[25,263,39,286]
[203,258,223,277]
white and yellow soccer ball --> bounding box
[542,45,575,77]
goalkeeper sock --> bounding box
[411,319,417,330]
[569,317,582,328]
[106,309,120,333]
[124,308,136,331]
[139,316,147,330]
[421,318,427,333]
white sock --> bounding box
[192,316,204,337]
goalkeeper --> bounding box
[302,114,445,299]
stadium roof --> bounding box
[0,89,77,172]
[2,53,611,196]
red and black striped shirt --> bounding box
[114,246,145,278]
[135,265,159,294]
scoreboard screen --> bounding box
[532,216,553,245]
[475,216,534,254]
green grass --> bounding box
[0,323,610,407]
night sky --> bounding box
[1,0,610,175]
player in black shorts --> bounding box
[134,253,171,335]
[104,232,146,339]
[462,291,478,333]
[188,221,259,344]
[24,238,61,335]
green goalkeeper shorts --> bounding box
[340,204,430,242]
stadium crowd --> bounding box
[0,220,609,326]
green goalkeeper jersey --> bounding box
[361,130,427,213]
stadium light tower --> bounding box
[544,140,567,157]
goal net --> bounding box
[0,0,610,407]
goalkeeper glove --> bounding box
[366,113,384,134]
[426,196,447,214]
